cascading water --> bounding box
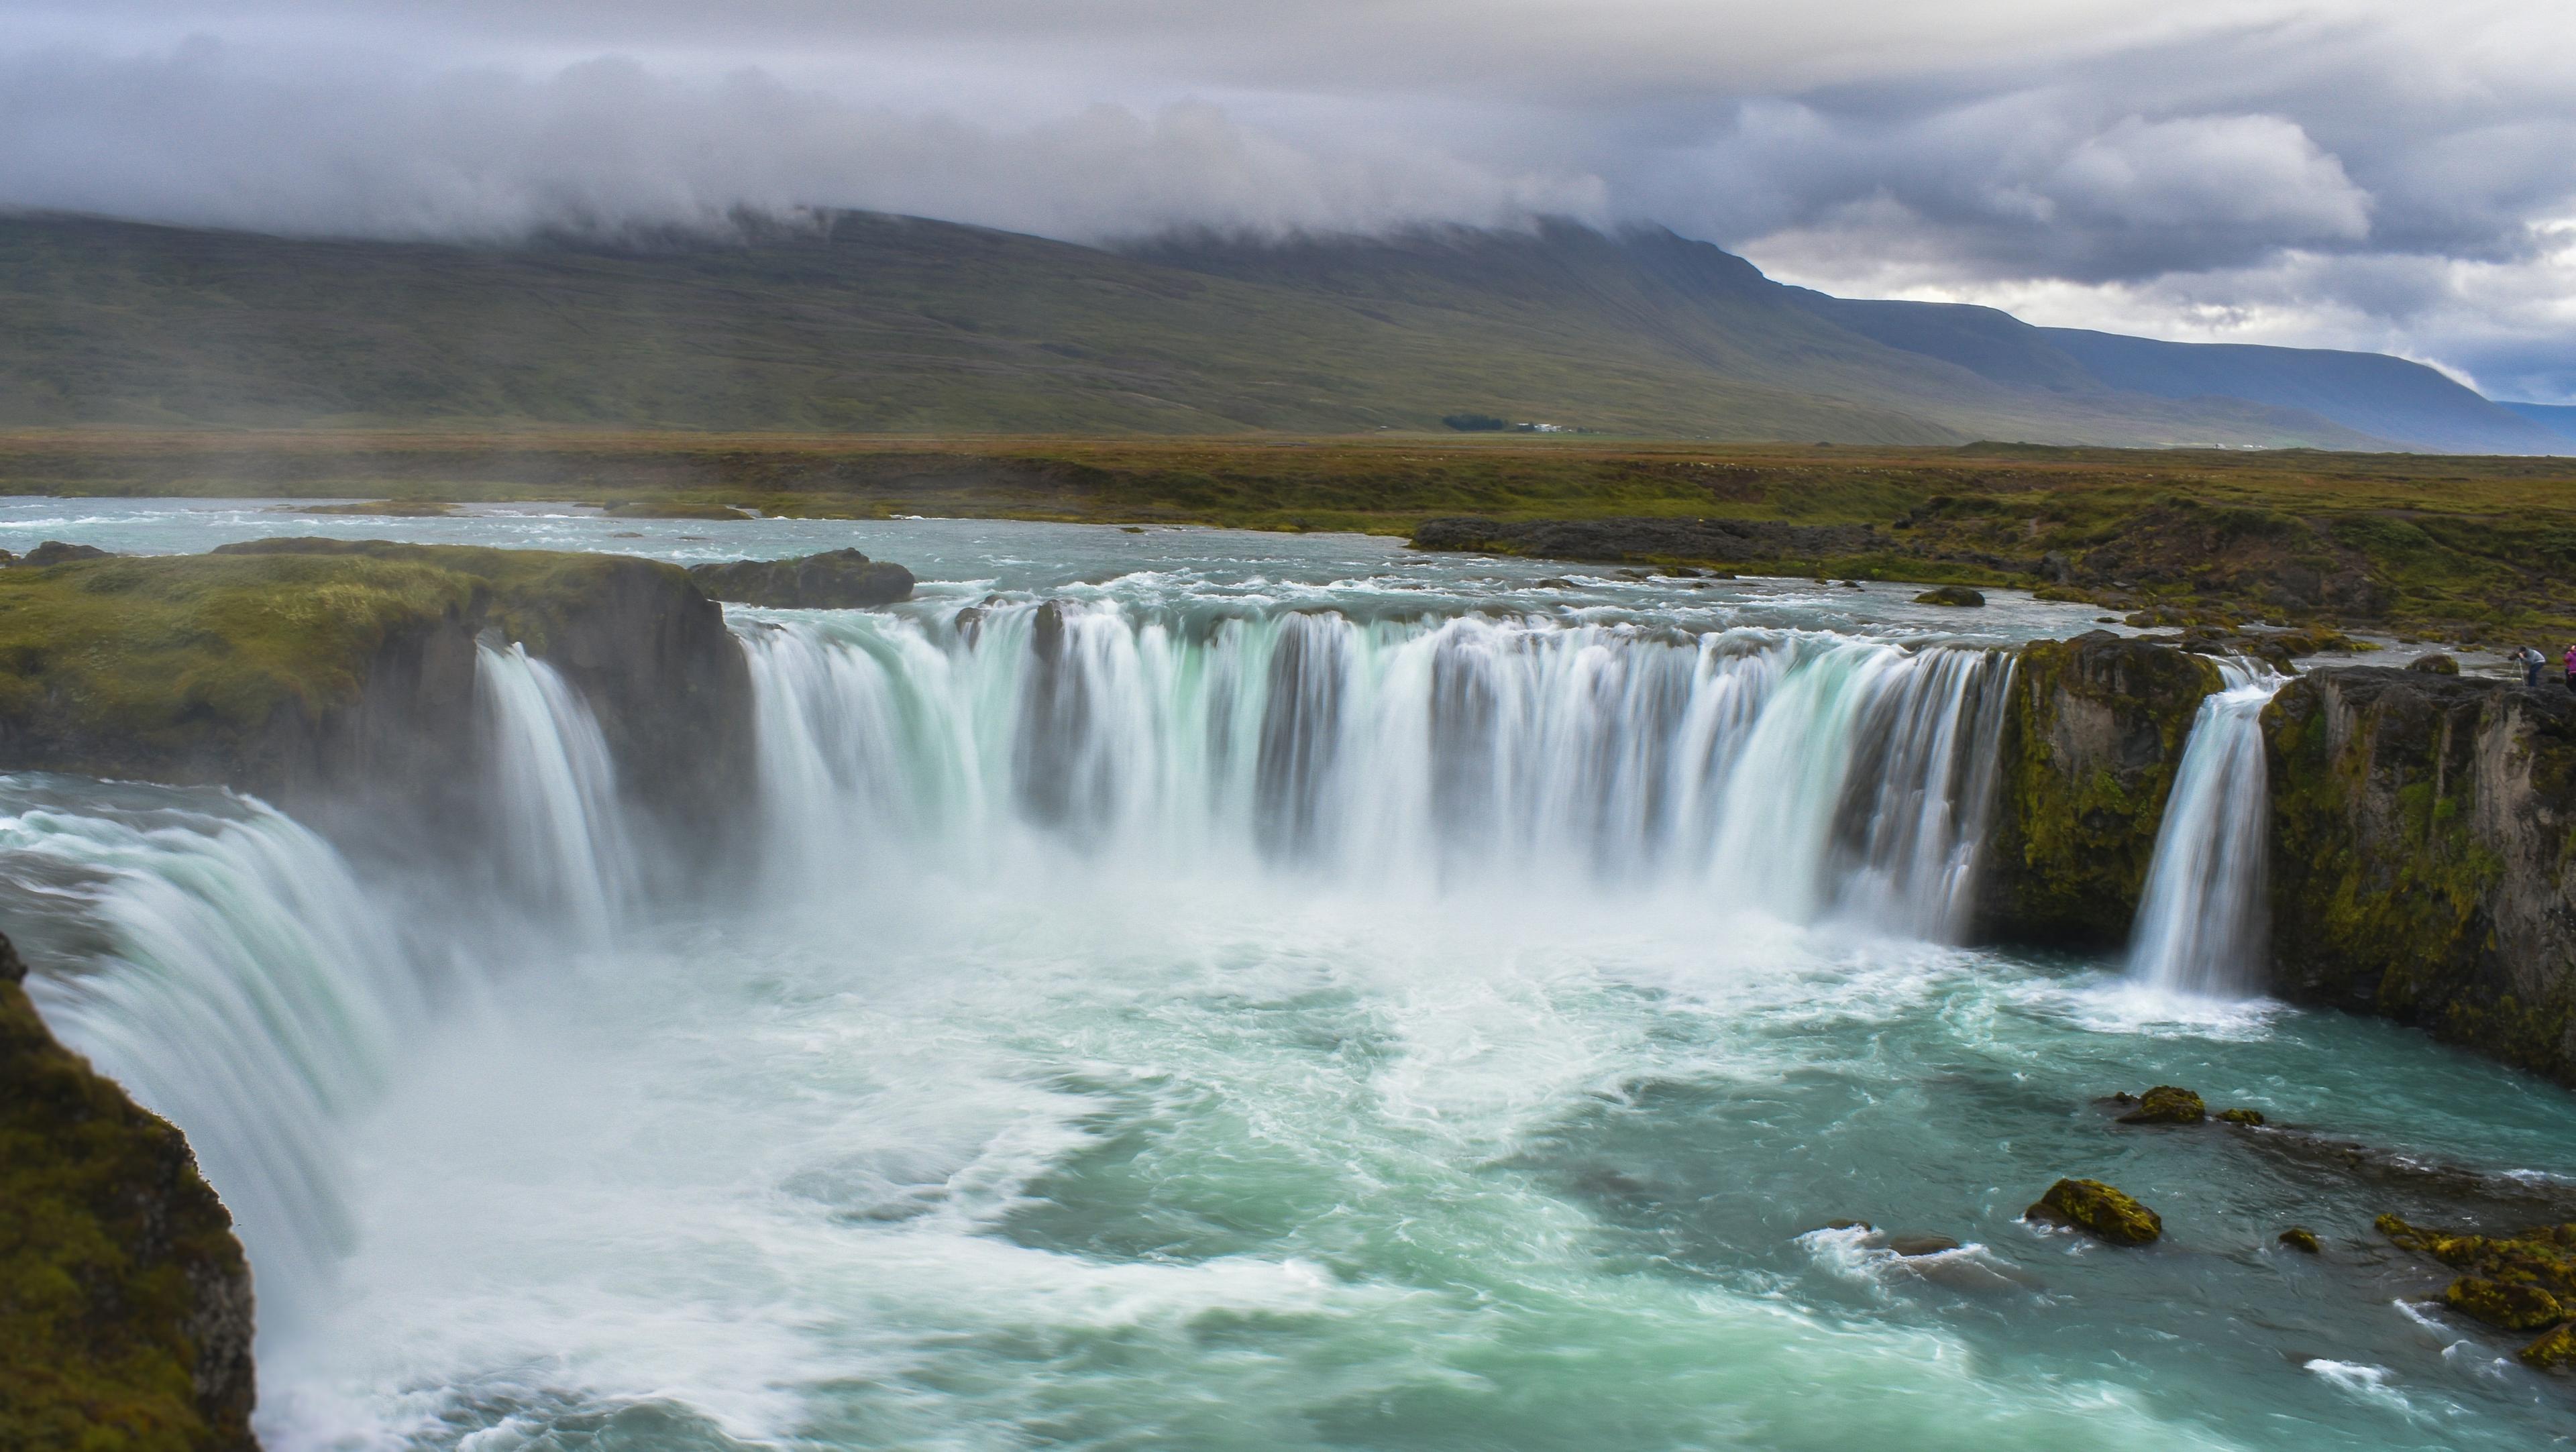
[7,506,2571,1451]
[476,640,639,943]
[2127,661,2284,996]
[739,601,2013,937]
[0,776,422,1313]
[0,644,647,1323]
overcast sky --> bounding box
[5,1,2570,401]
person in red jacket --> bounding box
[2563,643,2576,689]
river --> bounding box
[3,500,2569,1450]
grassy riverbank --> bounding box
[9,430,2576,643]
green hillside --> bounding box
[0,212,2402,448]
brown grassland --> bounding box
[8,429,2576,645]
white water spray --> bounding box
[477,641,637,943]
[0,781,423,1314]
[2127,661,2283,997]
[738,604,2014,937]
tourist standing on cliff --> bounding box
[2516,645,2548,686]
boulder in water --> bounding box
[2024,1178,2163,1245]
[1914,585,1986,607]
[1886,1233,1962,1257]
[2447,1276,2565,1331]
[2406,652,2460,675]
[688,549,915,608]
[2218,1107,2267,1126]
[2521,1322,2576,1370]
[0,932,260,1449]
[2277,1226,2321,1253]
[2118,1085,2207,1125]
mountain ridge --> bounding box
[0,209,2556,453]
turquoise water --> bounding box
[5,502,2572,1450]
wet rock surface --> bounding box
[1980,633,2224,948]
[0,933,258,1451]
[1913,585,1985,607]
[2024,1178,2163,1245]
[2379,1214,2576,1365]
[0,539,757,859]
[2117,1085,2208,1125]
[2264,666,2576,1084]
[688,548,915,608]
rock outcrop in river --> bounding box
[688,549,915,608]
[2265,667,2576,1083]
[0,539,753,841]
[1979,632,2224,948]
[1,933,258,1451]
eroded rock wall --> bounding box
[2264,669,2576,1082]
[0,541,755,846]
[1979,632,2224,947]
[0,934,258,1452]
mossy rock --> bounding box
[689,549,916,609]
[0,934,257,1450]
[2447,1276,2565,1331]
[2267,669,2576,1084]
[2521,1321,2576,1370]
[1915,585,1986,607]
[2218,1107,2267,1126]
[1979,634,2224,947]
[2278,1226,2321,1253]
[2405,653,2460,675]
[2024,1178,2163,1245]
[2118,1085,2206,1125]
[0,539,751,818]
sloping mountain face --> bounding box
[0,210,2550,451]
[2502,402,2576,444]
[1789,292,2563,454]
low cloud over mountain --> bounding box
[3,1,2569,401]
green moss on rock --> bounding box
[2023,1177,2163,1245]
[1980,633,2223,946]
[2265,669,2576,1083]
[0,539,751,829]
[2277,1226,2321,1253]
[2218,1107,2267,1126]
[0,933,256,1451]
[2118,1085,2206,1125]
[2520,1321,2576,1370]
[2446,1276,2565,1332]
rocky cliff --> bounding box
[2264,669,2576,1082]
[1,934,258,1452]
[1979,632,2224,947]
[0,539,754,842]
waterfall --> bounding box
[737,603,2015,936]
[2,601,2025,1349]
[476,641,637,942]
[0,777,425,1316]
[2127,662,2283,996]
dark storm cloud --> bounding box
[2,1,2570,398]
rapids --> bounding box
[3,502,2573,1451]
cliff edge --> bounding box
[1980,632,2224,947]
[2265,668,2576,1082]
[1,933,258,1451]
[0,539,753,838]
